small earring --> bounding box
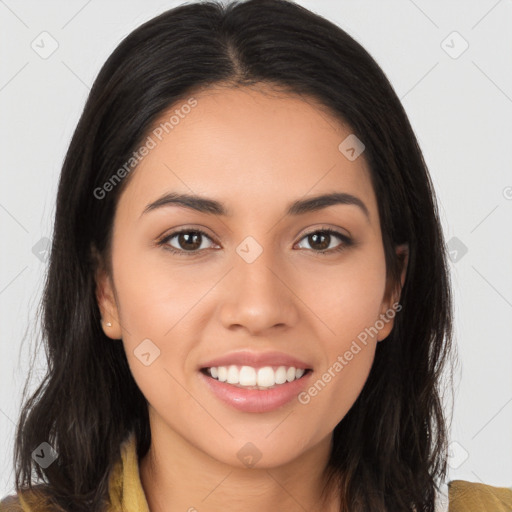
[105,321,112,327]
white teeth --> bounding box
[205,365,308,388]
[227,365,238,384]
[257,367,275,387]
[217,366,227,382]
[239,366,257,386]
[275,366,287,385]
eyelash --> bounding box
[157,227,353,257]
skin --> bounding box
[96,83,408,512]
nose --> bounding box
[218,245,300,336]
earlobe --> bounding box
[94,253,123,340]
[377,243,409,342]
[398,243,409,290]
[388,243,409,306]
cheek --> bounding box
[299,291,382,433]
[110,233,208,337]
[295,245,386,424]
[109,238,200,393]
[297,242,388,344]
[300,346,375,438]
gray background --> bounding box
[1,0,511,498]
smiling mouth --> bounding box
[200,365,312,390]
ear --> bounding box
[93,247,123,340]
[377,243,409,342]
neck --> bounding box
[139,416,340,512]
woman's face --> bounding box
[97,84,406,469]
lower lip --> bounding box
[199,370,312,413]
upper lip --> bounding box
[199,350,312,370]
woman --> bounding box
[2,0,511,510]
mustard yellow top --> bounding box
[2,432,512,511]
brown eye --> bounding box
[306,232,331,251]
[296,229,352,255]
[174,231,202,251]
[160,229,216,254]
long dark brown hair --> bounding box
[11,1,454,510]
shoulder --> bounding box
[0,485,59,512]
[448,479,512,511]
[0,493,24,511]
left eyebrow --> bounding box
[140,191,370,221]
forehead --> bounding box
[117,84,378,224]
